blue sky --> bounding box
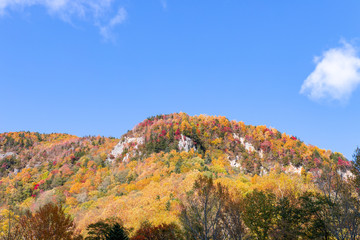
[1,0,360,159]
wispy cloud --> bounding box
[300,40,360,103]
[0,0,127,40]
[99,6,126,40]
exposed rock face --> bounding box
[232,133,264,159]
[0,152,16,159]
[240,137,255,152]
[338,169,353,180]
[229,156,241,168]
[228,134,268,170]
[178,135,196,152]
[260,166,268,176]
[108,137,144,162]
[233,133,255,151]
[286,164,303,175]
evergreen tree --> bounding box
[106,223,128,240]
[86,219,128,240]
[351,147,360,191]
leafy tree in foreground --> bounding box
[0,207,22,240]
[298,192,330,239]
[242,190,276,240]
[18,202,82,240]
[180,175,229,240]
[270,196,304,239]
[220,195,247,240]
[316,160,360,240]
[131,221,183,240]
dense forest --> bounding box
[0,113,359,239]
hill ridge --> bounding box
[0,113,351,234]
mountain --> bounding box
[0,113,351,234]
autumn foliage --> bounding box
[0,113,356,238]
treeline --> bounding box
[0,202,180,240]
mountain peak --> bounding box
[107,113,348,176]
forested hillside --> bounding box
[0,113,358,239]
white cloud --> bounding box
[0,0,126,40]
[300,41,360,102]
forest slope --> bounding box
[0,113,351,234]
